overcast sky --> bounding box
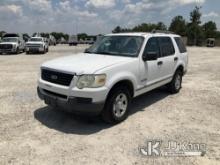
[0,0,219,35]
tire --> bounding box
[167,70,183,94]
[101,86,131,124]
[26,51,29,54]
[15,47,19,54]
[43,47,46,54]
[46,47,49,52]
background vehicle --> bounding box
[0,33,25,54]
[207,38,215,47]
[68,35,78,46]
[96,35,104,43]
[25,37,49,54]
[49,35,56,46]
[58,37,67,44]
[37,32,188,123]
[85,38,94,45]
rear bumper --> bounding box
[37,87,104,116]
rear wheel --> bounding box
[101,86,131,124]
[167,70,183,94]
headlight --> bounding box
[76,74,106,89]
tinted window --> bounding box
[159,37,175,57]
[144,37,160,57]
[174,37,187,53]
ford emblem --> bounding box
[51,75,58,80]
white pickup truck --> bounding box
[0,34,25,54]
[25,37,49,54]
[37,32,188,123]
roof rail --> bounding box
[151,29,175,34]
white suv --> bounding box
[37,32,188,123]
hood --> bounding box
[41,53,133,75]
[0,42,17,45]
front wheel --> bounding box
[42,47,46,54]
[101,86,131,124]
[167,70,183,94]
[15,47,19,54]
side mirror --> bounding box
[143,51,158,61]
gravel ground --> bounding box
[0,45,220,165]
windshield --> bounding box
[85,36,144,57]
[29,38,43,42]
[2,37,18,42]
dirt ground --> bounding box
[0,45,220,165]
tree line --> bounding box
[112,6,220,46]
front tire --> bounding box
[101,86,131,124]
[43,47,46,54]
[167,70,183,94]
[15,47,19,54]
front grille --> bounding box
[41,69,74,86]
[0,44,13,49]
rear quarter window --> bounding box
[174,37,187,53]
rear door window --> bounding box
[174,37,187,53]
[158,37,175,57]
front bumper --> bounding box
[26,47,44,52]
[0,48,16,53]
[37,87,105,115]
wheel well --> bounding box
[176,65,184,75]
[107,80,134,98]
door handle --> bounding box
[157,61,163,65]
[174,57,178,61]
